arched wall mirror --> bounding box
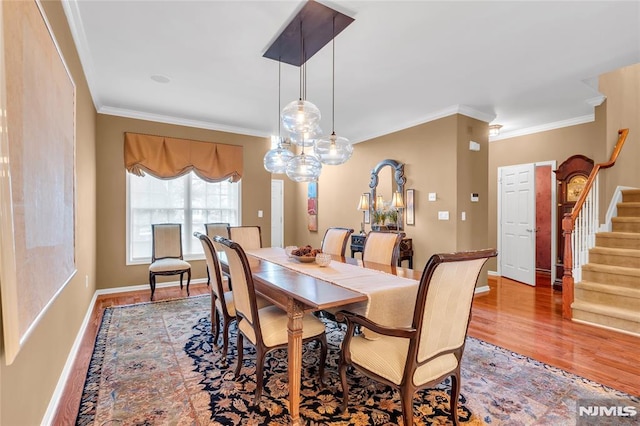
[369,159,406,230]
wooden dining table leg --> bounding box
[287,297,304,426]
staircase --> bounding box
[572,189,640,336]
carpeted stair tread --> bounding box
[590,246,640,256]
[611,217,640,233]
[572,300,640,323]
[582,262,640,277]
[576,280,640,298]
[596,232,640,249]
[597,231,640,239]
[622,189,640,202]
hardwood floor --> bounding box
[53,276,640,424]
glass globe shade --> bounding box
[289,126,322,147]
[263,147,294,174]
[315,132,353,165]
[281,99,321,135]
[285,153,322,182]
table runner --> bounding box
[245,247,419,335]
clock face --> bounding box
[567,175,587,202]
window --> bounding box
[127,172,240,264]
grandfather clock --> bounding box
[553,155,594,290]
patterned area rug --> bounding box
[75,295,639,425]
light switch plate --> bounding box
[428,192,437,201]
[438,211,449,220]
[258,210,263,218]
[461,211,466,221]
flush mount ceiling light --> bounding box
[489,124,503,136]
[263,0,354,182]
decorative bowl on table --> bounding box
[315,253,332,267]
[285,246,297,258]
[293,255,316,263]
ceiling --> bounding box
[62,1,640,143]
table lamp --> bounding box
[357,193,369,234]
[391,191,405,232]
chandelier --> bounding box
[262,1,354,182]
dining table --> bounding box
[221,246,422,426]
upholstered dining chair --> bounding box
[203,222,230,287]
[320,227,354,257]
[196,232,271,362]
[205,222,230,240]
[362,231,405,265]
[337,248,497,426]
[148,223,191,300]
[214,235,327,404]
[228,225,262,250]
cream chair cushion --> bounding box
[149,258,191,272]
[238,305,326,347]
[321,228,351,256]
[229,226,261,250]
[362,232,400,265]
[216,290,270,318]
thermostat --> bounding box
[471,193,479,202]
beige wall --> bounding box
[0,1,97,424]
[600,63,640,200]
[95,115,272,288]
[286,114,490,273]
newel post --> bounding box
[561,212,574,319]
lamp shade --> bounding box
[263,146,294,174]
[391,191,405,208]
[375,195,384,210]
[289,126,322,147]
[315,132,353,165]
[281,99,321,135]
[357,193,369,211]
[285,152,322,182]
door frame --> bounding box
[270,179,284,248]
[497,160,557,284]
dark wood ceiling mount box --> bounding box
[263,1,354,66]
[553,155,594,291]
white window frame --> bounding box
[126,172,242,265]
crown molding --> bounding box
[585,95,606,107]
[490,114,595,141]
[61,0,101,111]
[98,106,270,138]
[352,104,496,144]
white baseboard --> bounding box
[41,277,208,425]
[488,270,499,276]
[475,285,490,294]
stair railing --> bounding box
[562,129,629,319]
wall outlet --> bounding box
[428,192,437,201]
[438,211,449,220]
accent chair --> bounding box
[148,223,191,300]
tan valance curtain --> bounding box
[124,132,243,182]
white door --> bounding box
[271,179,284,248]
[499,163,536,286]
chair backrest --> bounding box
[151,223,184,261]
[213,236,262,339]
[228,226,262,250]
[205,222,230,240]
[362,231,404,265]
[194,232,225,300]
[321,227,354,257]
[412,249,497,373]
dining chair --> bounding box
[337,248,498,426]
[228,225,262,250]
[214,235,327,404]
[320,227,354,257]
[205,222,230,239]
[196,232,272,362]
[203,222,230,287]
[362,231,405,265]
[148,223,191,301]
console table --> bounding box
[350,234,414,268]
